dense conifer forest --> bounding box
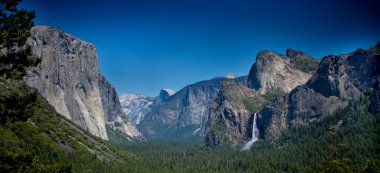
[107,97,380,173]
[2,81,379,172]
[1,1,379,172]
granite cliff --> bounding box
[205,49,319,147]
[258,45,380,142]
[25,26,140,139]
[247,49,319,94]
[138,76,244,140]
[204,81,259,147]
[119,93,155,125]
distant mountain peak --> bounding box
[224,73,238,79]
[119,93,154,125]
[161,89,176,96]
[158,89,176,102]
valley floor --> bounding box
[108,97,380,173]
[1,77,379,173]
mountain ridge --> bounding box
[204,49,319,147]
[258,45,380,142]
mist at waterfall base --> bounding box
[241,113,259,151]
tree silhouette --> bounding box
[0,0,40,79]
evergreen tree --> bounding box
[320,120,352,173]
[0,0,39,79]
[0,0,39,123]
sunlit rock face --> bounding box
[204,47,380,147]
[138,76,244,139]
[25,26,141,139]
[204,81,259,147]
[204,49,320,147]
[258,47,380,142]
[158,89,176,102]
[247,50,318,94]
[119,93,155,125]
[99,74,142,138]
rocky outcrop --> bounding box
[107,116,142,138]
[137,50,317,141]
[155,89,176,103]
[247,50,318,94]
[25,26,108,139]
[258,46,380,142]
[25,26,140,139]
[286,49,320,73]
[204,81,260,147]
[138,76,242,139]
[98,74,141,137]
[204,50,318,146]
[119,89,175,126]
[119,93,155,125]
[98,74,124,122]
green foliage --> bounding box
[243,97,265,113]
[243,90,284,113]
[139,103,202,142]
[369,42,380,55]
[0,2,128,170]
[290,56,319,73]
[106,97,380,173]
[0,90,37,123]
[321,130,352,173]
[0,79,136,173]
[262,90,284,101]
[0,0,40,79]
[1,77,378,173]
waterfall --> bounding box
[241,113,258,151]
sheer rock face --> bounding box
[139,76,242,138]
[98,74,125,122]
[119,89,176,126]
[247,50,318,94]
[157,89,176,102]
[98,74,141,137]
[139,78,223,137]
[203,49,317,145]
[204,47,380,146]
[204,81,259,147]
[259,48,380,142]
[25,26,140,139]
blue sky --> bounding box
[22,0,380,96]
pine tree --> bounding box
[0,0,39,79]
[321,122,353,173]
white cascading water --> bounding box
[241,113,258,151]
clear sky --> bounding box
[22,0,380,96]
